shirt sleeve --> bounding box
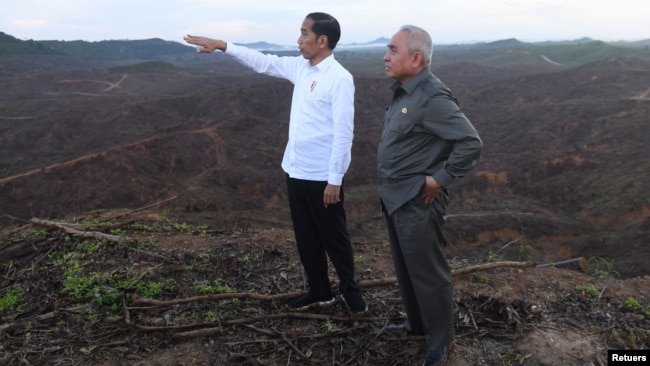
[424,95,483,187]
[328,75,355,185]
[225,43,300,83]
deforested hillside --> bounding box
[1,40,648,365]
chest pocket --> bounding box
[388,107,425,134]
[305,78,330,106]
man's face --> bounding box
[384,30,416,83]
[298,17,325,61]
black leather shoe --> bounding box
[287,293,336,311]
[342,293,368,316]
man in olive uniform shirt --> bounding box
[378,25,482,366]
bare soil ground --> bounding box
[1,209,648,366]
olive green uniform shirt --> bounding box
[377,68,482,215]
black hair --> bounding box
[306,12,341,50]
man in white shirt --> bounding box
[184,12,367,315]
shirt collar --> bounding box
[391,68,432,95]
[311,53,336,71]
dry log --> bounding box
[29,217,133,243]
[453,260,536,276]
[0,238,48,265]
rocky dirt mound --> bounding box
[1,210,648,365]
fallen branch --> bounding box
[130,260,538,309]
[129,290,304,307]
[0,212,30,225]
[29,217,133,243]
[536,257,587,272]
[279,331,311,361]
[0,304,91,332]
[172,313,365,338]
[175,313,362,339]
[351,261,537,289]
[453,260,536,276]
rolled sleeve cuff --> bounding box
[328,172,344,186]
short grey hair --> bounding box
[399,25,433,66]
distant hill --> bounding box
[39,38,196,62]
[0,32,60,55]
[428,38,650,68]
[340,37,390,49]
[2,31,649,66]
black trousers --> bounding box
[382,191,454,350]
[286,175,360,298]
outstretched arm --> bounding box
[183,35,227,53]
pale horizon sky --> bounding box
[1,0,648,46]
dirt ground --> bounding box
[0,211,648,365]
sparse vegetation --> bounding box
[321,319,337,333]
[195,279,235,295]
[517,245,533,261]
[586,257,619,280]
[624,297,650,318]
[135,281,164,298]
[0,286,25,312]
[466,273,490,284]
[575,284,602,297]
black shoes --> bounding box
[341,293,368,315]
[287,292,337,311]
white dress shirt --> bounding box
[225,43,355,185]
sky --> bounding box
[1,0,648,46]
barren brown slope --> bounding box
[0,52,649,366]
[0,56,649,280]
[449,57,650,277]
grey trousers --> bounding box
[382,191,454,350]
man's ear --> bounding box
[412,51,424,67]
[319,35,328,49]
